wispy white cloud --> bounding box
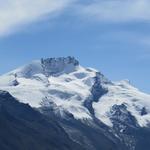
[1,0,150,36]
[77,0,150,22]
[0,0,72,36]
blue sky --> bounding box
[0,0,150,93]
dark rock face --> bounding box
[84,72,108,115]
[109,104,138,150]
[108,104,150,150]
[141,107,147,116]
[0,90,84,150]
[41,56,79,76]
[110,104,139,129]
[91,72,108,102]
[11,79,19,86]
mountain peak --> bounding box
[7,56,79,78]
[41,56,79,76]
[41,56,79,66]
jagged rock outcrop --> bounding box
[41,56,79,76]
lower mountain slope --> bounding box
[0,90,84,150]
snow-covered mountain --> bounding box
[1,56,150,150]
[0,56,150,129]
